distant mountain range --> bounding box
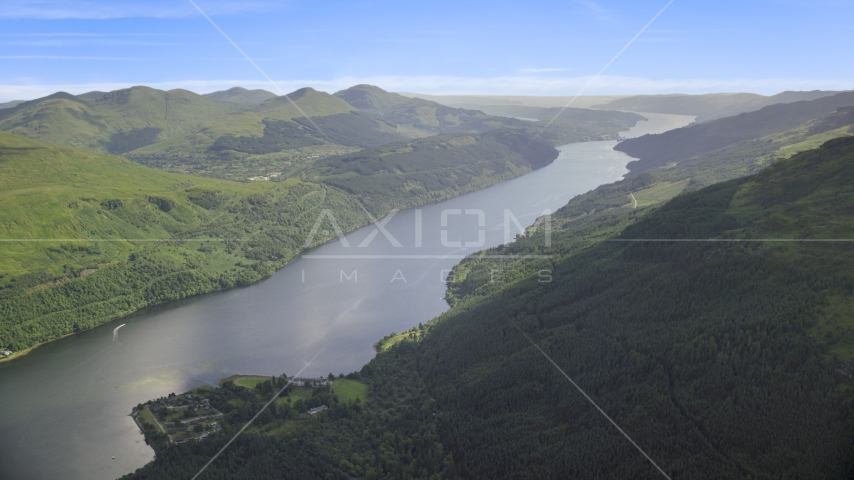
[118,84,640,179]
[404,90,847,124]
[593,90,842,122]
[399,92,628,109]
[0,100,24,110]
[0,86,248,154]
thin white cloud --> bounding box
[0,56,139,60]
[0,75,850,102]
[519,68,570,74]
[0,1,275,19]
[575,0,609,14]
[0,33,194,37]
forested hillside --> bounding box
[469,103,646,124]
[124,135,854,478]
[536,106,854,231]
[314,130,559,213]
[616,91,854,174]
[422,136,854,478]
[594,90,840,122]
[0,127,558,356]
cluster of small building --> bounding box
[150,393,214,413]
[145,393,223,444]
[247,172,281,182]
[0,350,12,358]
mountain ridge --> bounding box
[0,86,250,154]
[203,86,277,105]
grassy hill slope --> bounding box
[0,87,249,154]
[335,84,520,136]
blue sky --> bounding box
[0,0,852,101]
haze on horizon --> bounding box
[0,0,852,102]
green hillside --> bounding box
[0,87,249,154]
[526,107,854,237]
[616,91,854,175]
[0,131,373,355]
[203,86,277,105]
[314,130,559,213]
[125,137,854,479]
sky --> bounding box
[0,0,852,101]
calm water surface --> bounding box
[0,112,693,480]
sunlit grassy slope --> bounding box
[0,130,274,276]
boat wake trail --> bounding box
[112,324,126,343]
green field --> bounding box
[228,375,274,389]
[330,379,369,403]
[137,406,162,432]
[630,179,691,207]
[225,375,368,404]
